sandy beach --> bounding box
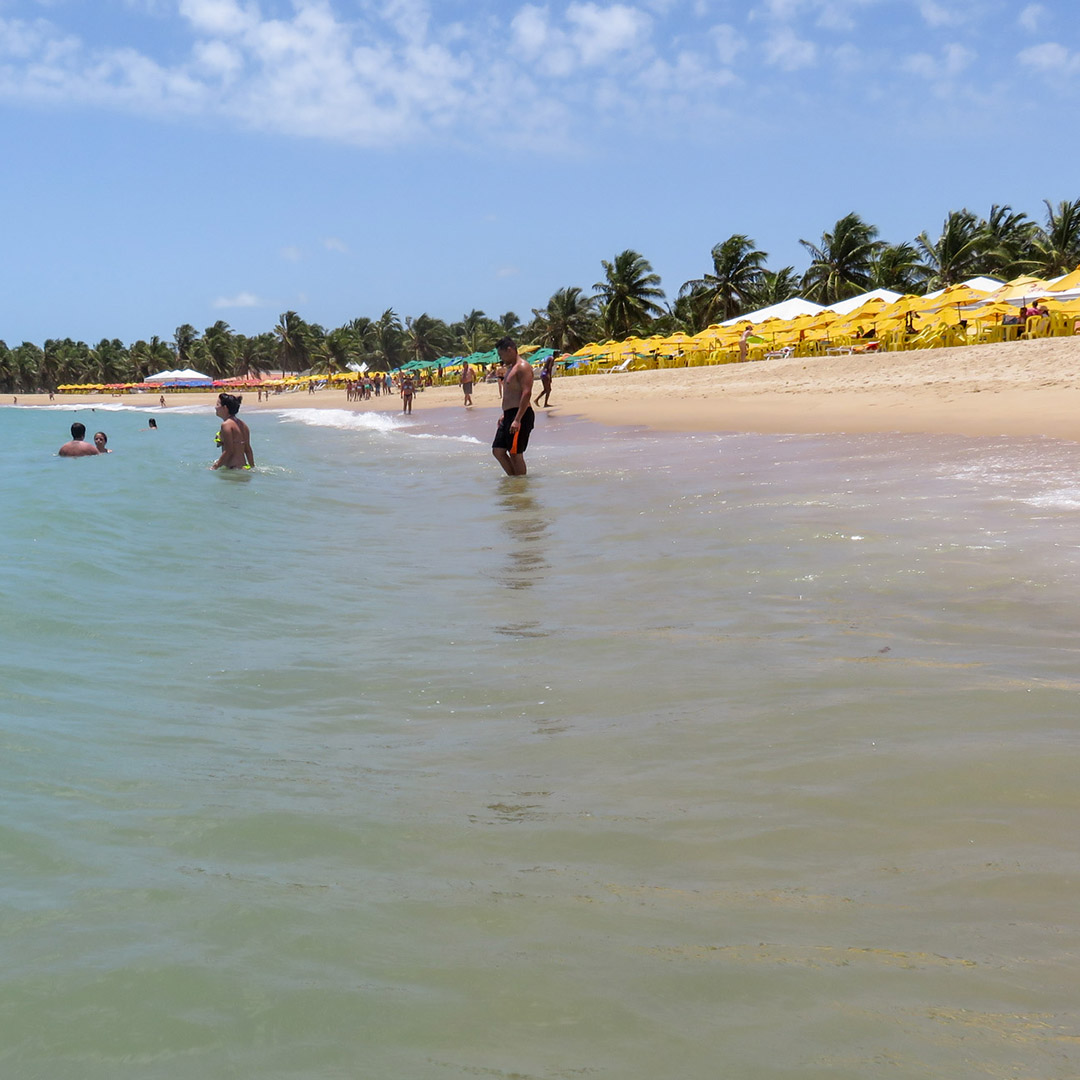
[21,336,1080,442]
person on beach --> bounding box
[401,374,414,415]
[534,352,555,408]
[738,327,752,363]
[492,337,535,477]
[460,361,475,407]
[58,422,99,457]
[211,393,254,470]
[93,431,111,453]
[159,396,166,408]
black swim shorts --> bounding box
[492,406,535,454]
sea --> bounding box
[3,399,1080,1080]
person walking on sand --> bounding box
[534,352,555,408]
[460,360,475,407]
[212,393,254,470]
[58,421,100,457]
[491,337,535,477]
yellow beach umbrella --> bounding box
[1043,265,1080,294]
[984,276,1050,303]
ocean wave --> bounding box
[272,408,408,434]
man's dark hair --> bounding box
[218,393,242,416]
[495,336,516,353]
[71,422,86,439]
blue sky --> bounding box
[1,0,1077,344]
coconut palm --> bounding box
[593,249,665,339]
[679,235,768,323]
[800,213,881,304]
[979,204,1038,278]
[274,311,311,374]
[404,313,453,363]
[869,243,926,293]
[742,266,801,312]
[372,309,405,370]
[233,333,276,379]
[172,324,198,367]
[1030,198,1080,277]
[530,286,598,352]
[915,210,984,289]
[201,321,235,379]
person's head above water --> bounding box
[148,418,157,429]
[216,393,242,417]
[93,432,108,452]
[70,422,87,440]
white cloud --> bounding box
[213,291,264,308]
[178,0,256,37]
[709,23,745,65]
[280,246,303,261]
[917,1,963,28]
[1017,3,1045,33]
[764,27,816,70]
[1018,42,1080,75]
[323,237,349,253]
[496,265,520,279]
[511,2,650,75]
[903,42,973,81]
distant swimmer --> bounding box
[58,421,100,457]
[147,418,158,430]
[93,431,111,453]
[491,337,535,477]
[212,393,254,470]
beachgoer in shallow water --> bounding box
[93,431,111,453]
[58,421,99,457]
[492,337,535,477]
[212,393,254,470]
[401,375,414,415]
[147,418,157,430]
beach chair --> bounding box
[598,356,637,374]
[764,345,795,361]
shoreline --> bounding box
[13,336,1080,442]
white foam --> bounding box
[272,408,408,434]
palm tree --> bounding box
[679,235,768,323]
[372,308,405,370]
[800,213,881,304]
[201,321,235,379]
[593,249,665,339]
[274,311,310,374]
[915,210,984,289]
[869,243,926,293]
[173,324,198,367]
[979,204,1038,278]
[742,266,801,311]
[530,286,598,352]
[233,333,276,379]
[1031,198,1080,277]
[404,313,453,363]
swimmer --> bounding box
[58,421,100,457]
[93,431,111,453]
[211,393,254,470]
[147,418,157,430]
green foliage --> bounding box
[800,213,881,304]
[679,234,768,322]
[593,250,665,339]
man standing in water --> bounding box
[212,393,254,470]
[58,421,100,457]
[491,337,535,477]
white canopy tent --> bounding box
[825,289,902,315]
[145,368,213,385]
[721,297,825,326]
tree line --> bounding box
[2,198,1078,394]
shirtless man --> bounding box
[491,337,535,477]
[460,360,475,407]
[58,421,100,457]
[534,352,555,407]
[212,393,254,470]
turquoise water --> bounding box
[3,402,1080,1079]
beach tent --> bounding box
[145,368,213,386]
[721,297,824,326]
[826,289,902,316]
[959,276,1005,293]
